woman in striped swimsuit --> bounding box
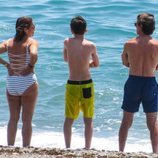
[0,16,38,147]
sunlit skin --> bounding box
[0,18,38,147]
[63,17,99,149]
[119,13,158,153]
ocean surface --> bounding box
[0,0,158,153]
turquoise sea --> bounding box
[0,0,158,152]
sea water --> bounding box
[0,0,158,153]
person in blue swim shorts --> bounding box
[119,13,158,153]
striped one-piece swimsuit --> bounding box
[6,39,37,96]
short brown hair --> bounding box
[137,13,155,35]
[70,16,87,35]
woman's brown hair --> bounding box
[14,16,33,42]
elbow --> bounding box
[92,61,99,67]
[64,58,68,62]
[123,62,129,67]
[35,55,38,63]
[94,63,99,67]
[95,60,99,67]
[97,61,100,67]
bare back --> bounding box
[7,38,37,76]
[64,37,98,80]
[122,37,158,77]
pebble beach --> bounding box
[0,146,158,158]
[1,0,158,155]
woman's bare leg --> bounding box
[7,91,21,146]
[21,83,38,147]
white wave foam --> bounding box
[0,127,152,153]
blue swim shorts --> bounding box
[122,75,158,113]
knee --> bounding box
[22,113,33,124]
[121,119,133,130]
[9,115,20,124]
[22,117,32,125]
[64,118,74,127]
[84,118,93,128]
[148,123,158,134]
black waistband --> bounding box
[67,79,93,85]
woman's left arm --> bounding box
[28,39,38,67]
[29,40,38,66]
[21,40,38,76]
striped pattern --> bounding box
[7,73,37,96]
[8,53,30,75]
[6,39,38,96]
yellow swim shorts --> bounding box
[65,79,94,119]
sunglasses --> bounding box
[134,22,140,27]
[29,24,35,30]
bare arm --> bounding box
[21,40,38,76]
[63,39,68,62]
[29,40,38,66]
[89,44,99,68]
[154,44,158,70]
[121,43,129,67]
[0,41,10,67]
[0,58,9,67]
[0,40,15,75]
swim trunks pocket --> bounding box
[82,87,92,98]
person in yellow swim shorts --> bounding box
[63,16,99,149]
